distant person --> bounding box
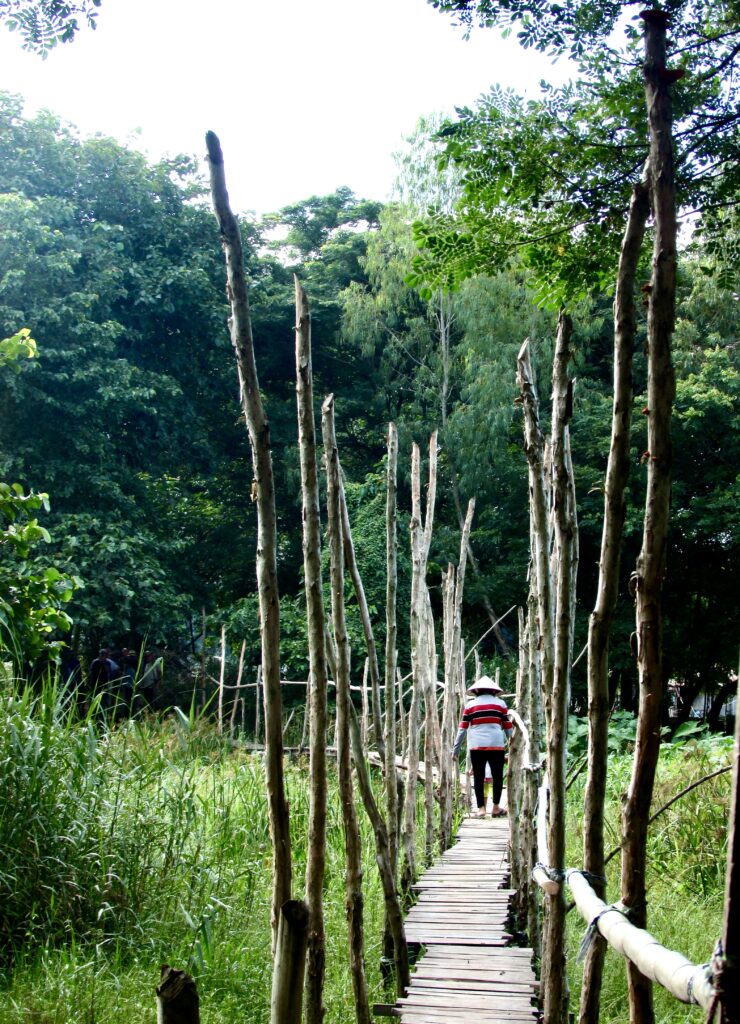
[453,675,513,818]
[89,648,118,710]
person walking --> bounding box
[453,675,513,818]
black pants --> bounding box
[470,749,506,808]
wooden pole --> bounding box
[295,277,329,1024]
[229,640,246,737]
[384,423,400,879]
[322,394,371,1024]
[156,965,199,1024]
[206,131,291,949]
[401,435,437,894]
[255,666,262,744]
[349,702,411,995]
[622,14,678,1023]
[340,474,386,761]
[718,674,740,1024]
[579,164,650,1024]
[542,311,577,1024]
[217,625,226,737]
[270,900,309,1024]
[517,340,554,737]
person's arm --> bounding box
[452,725,467,757]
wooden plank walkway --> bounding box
[390,816,540,1023]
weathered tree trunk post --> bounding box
[349,703,411,995]
[229,640,246,738]
[255,666,262,744]
[579,171,650,1024]
[422,594,438,865]
[507,606,528,928]
[542,312,578,1024]
[216,625,226,736]
[206,132,291,951]
[517,341,555,733]
[156,965,199,1024]
[718,676,740,1024]
[401,435,438,894]
[384,423,400,877]
[440,498,475,851]
[621,13,678,1024]
[383,422,401,977]
[526,585,544,959]
[294,277,329,1024]
[339,476,386,763]
[322,394,372,1024]
[270,900,309,1024]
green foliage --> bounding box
[0,328,36,368]
[0,482,80,669]
[0,0,101,56]
[417,1,739,305]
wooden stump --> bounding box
[156,965,199,1024]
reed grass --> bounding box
[0,680,401,1022]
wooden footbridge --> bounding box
[381,814,539,1023]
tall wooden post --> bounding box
[270,900,309,1024]
[542,312,577,1024]
[322,394,372,1024]
[718,677,740,1024]
[621,13,678,1024]
[295,278,329,1024]
[579,169,650,1024]
[206,131,291,951]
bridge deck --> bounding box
[393,817,539,1024]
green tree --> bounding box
[0,0,101,54]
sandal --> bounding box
[474,808,486,818]
[491,809,507,818]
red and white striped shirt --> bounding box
[453,694,513,753]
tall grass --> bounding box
[564,731,733,1024]
[0,680,395,1023]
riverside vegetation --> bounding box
[0,680,731,1023]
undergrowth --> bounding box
[0,680,400,1023]
[564,728,733,1024]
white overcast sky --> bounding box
[0,0,571,215]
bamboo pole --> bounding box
[270,900,309,1024]
[322,394,371,1024]
[567,871,714,1011]
[206,131,290,949]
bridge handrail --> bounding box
[529,770,716,1011]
